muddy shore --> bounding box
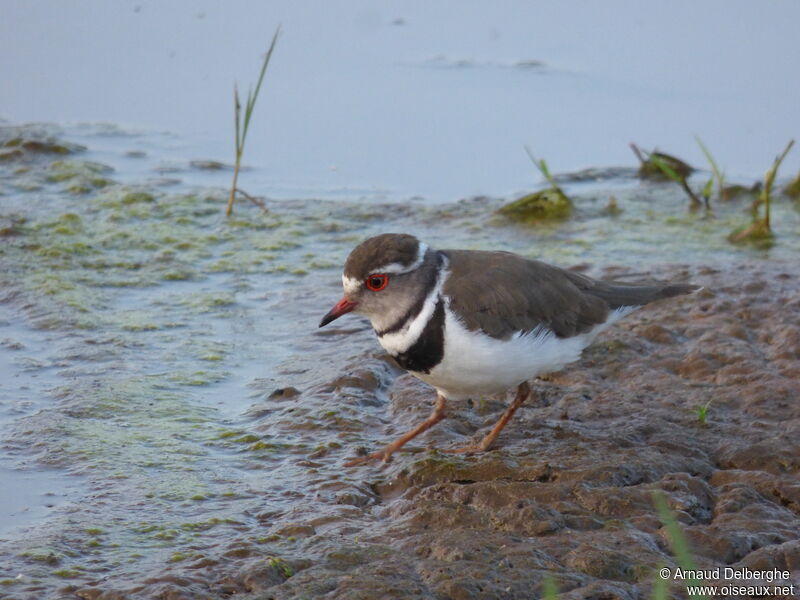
[1,127,799,599]
[227,262,800,600]
[41,264,800,600]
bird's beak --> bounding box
[319,297,358,328]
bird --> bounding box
[319,233,698,466]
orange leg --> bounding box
[442,381,531,454]
[345,394,447,466]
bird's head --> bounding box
[319,233,435,331]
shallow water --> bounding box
[0,303,79,537]
[3,4,800,594]
[2,1,800,201]
[0,123,798,596]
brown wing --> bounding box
[442,250,698,340]
[441,250,610,339]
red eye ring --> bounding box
[365,273,389,292]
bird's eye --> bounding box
[365,274,389,291]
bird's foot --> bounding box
[344,447,395,466]
[441,444,488,455]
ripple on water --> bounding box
[0,124,799,597]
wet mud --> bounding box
[1,125,799,598]
[236,262,800,600]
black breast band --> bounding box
[393,297,446,374]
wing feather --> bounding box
[442,250,610,339]
[442,250,697,339]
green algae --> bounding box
[497,189,572,223]
[212,430,283,452]
[267,556,294,578]
[119,314,163,331]
[161,269,196,281]
[250,441,281,451]
[153,529,179,541]
[43,160,115,194]
[167,370,227,386]
[192,340,231,362]
[728,220,775,248]
[631,146,694,181]
[179,292,236,311]
[53,568,83,578]
[180,517,242,531]
[729,140,794,246]
[0,214,26,236]
[2,126,800,597]
[8,176,44,192]
[0,148,24,161]
[121,191,155,204]
[216,430,242,439]
[20,374,223,494]
[19,549,62,565]
[46,160,112,182]
[0,129,85,157]
[168,552,190,562]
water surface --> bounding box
[2,1,799,201]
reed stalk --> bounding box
[226,27,281,216]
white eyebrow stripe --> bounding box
[342,275,361,296]
[371,243,428,275]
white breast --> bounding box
[414,301,637,399]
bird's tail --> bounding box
[587,281,700,309]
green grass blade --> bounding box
[523,145,567,198]
[240,26,281,148]
[695,137,718,173]
[762,139,794,197]
[651,564,669,600]
[234,84,242,154]
[523,145,543,176]
[538,158,551,180]
[651,490,707,600]
[227,25,280,216]
[242,86,255,143]
[542,574,559,599]
[523,145,556,188]
[702,178,713,201]
[650,154,703,206]
[759,139,794,227]
[250,26,281,108]
[695,136,724,189]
